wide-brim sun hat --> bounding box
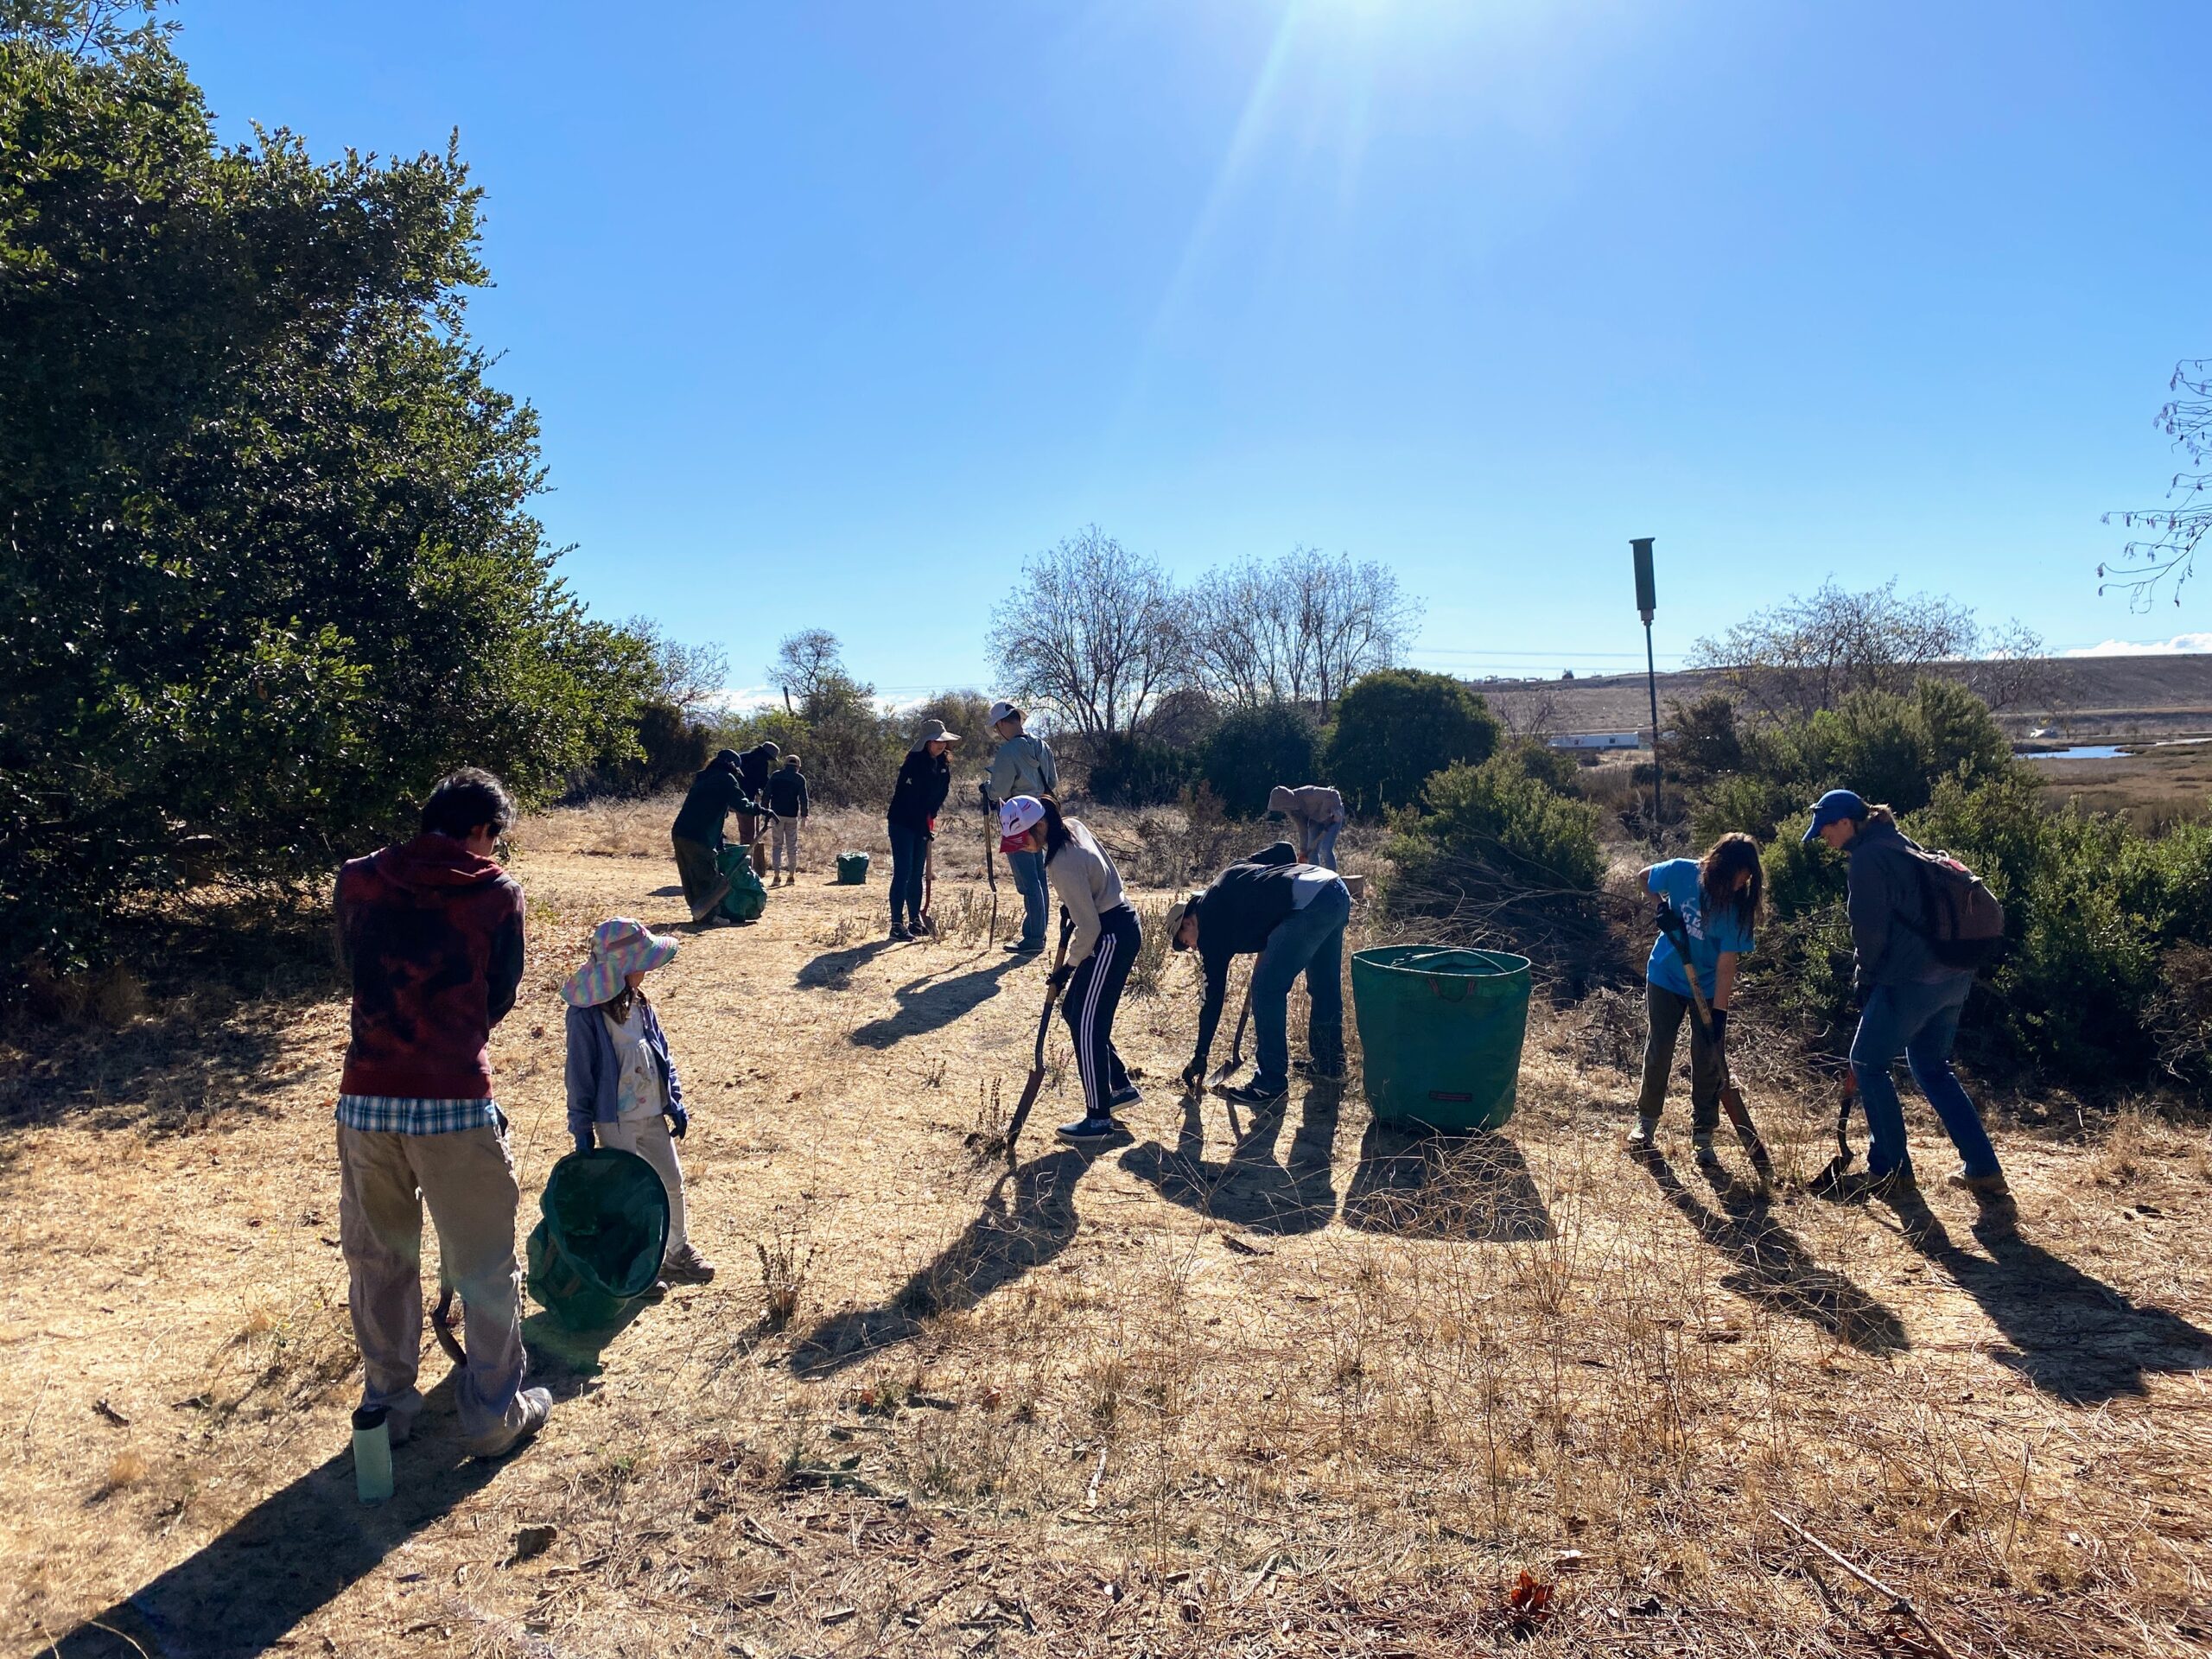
[910,717,962,750]
[999,796,1046,841]
[988,699,1020,725]
[561,916,681,1007]
[1164,888,1207,950]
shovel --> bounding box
[1805,1069,1859,1195]
[972,910,1073,1164]
[1205,976,1253,1091]
[1656,901,1774,1184]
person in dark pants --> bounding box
[1167,842,1351,1109]
[1001,794,1141,1143]
[886,718,958,940]
[1805,789,2015,1225]
[1628,833,1761,1166]
[671,750,763,923]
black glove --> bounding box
[1180,1060,1206,1092]
[1708,1008,1730,1047]
[573,1130,594,1156]
[667,1103,689,1138]
[1046,964,1072,993]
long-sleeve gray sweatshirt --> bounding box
[1044,819,1125,966]
[988,732,1057,804]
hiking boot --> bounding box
[1057,1116,1120,1144]
[890,925,912,942]
[1949,1166,2018,1228]
[1692,1133,1719,1168]
[1624,1115,1659,1150]
[466,1388,550,1460]
[1105,1083,1142,1111]
[1293,1059,1348,1082]
[663,1245,716,1285]
[1866,1164,1919,1204]
[1223,1080,1288,1110]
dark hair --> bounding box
[1699,831,1764,932]
[1037,795,1073,863]
[422,768,515,841]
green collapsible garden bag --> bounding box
[526,1149,670,1330]
[835,850,870,885]
[1350,945,1533,1132]
[716,845,768,923]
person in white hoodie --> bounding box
[1000,793,1141,1144]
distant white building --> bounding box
[1547,732,1643,752]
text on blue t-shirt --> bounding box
[1644,858,1754,1001]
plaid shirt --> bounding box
[335,1095,503,1135]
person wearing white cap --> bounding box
[886,718,960,941]
[1001,794,1141,1142]
[985,701,1058,955]
[562,918,715,1284]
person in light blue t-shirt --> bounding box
[1629,833,1763,1165]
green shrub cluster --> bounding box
[1203,704,1319,818]
[1386,744,1605,894]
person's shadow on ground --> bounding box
[45,1369,566,1659]
[1121,1084,1342,1235]
[790,1147,1089,1378]
[1881,1187,2212,1403]
[1341,1120,1553,1243]
[848,959,1021,1049]
[795,938,893,991]
[1635,1154,1908,1355]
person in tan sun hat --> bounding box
[885,717,959,941]
[562,918,714,1284]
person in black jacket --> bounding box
[730,742,781,868]
[1167,841,1351,1108]
[886,718,959,940]
[671,751,764,923]
[763,754,810,886]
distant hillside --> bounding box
[1472,654,2212,740]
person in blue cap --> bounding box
[1803,789,2014,1224]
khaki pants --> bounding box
[596,1112,690,1253]
[338,1122,531,1446]
[1637,983,1725,1135]
[672,834,728,921]
[771,817,800,874]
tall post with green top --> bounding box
[1631,537,1662,849]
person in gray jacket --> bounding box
[1267,784,1347,869]
[1804,789,2013,1223]
[986,700,1058,954]
[1001,794,1140,1144]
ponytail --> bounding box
[1037,795,1074,863]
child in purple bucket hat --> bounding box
[561,918,715,1285]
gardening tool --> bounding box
[1205,976,1253,1092]
[1656,901,1774,1182]
[982,909,1074,1163]
[1804,1069,1859,1195]
[980,782,1000,945]
[431,1287,467,1365]
[915,839,936,936]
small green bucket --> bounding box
[1351,945,1532,1132]
[835,850,871,886]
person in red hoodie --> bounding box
[334,768,548,1459]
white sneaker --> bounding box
[466,1387,550,1459]
[1625,1115,1659,1149]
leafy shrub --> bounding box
[1387,749,1605,893]
[1203,703,1319,818]
[1668,693,1745,778]
[1090,734,1201,808]
[1323,669,1501,817]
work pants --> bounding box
[1250,881,1351,1091]
[771,816,800,875]
[1851,973,1999,1180]
[1636,982,1725,1135]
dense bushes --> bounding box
[1388,745,1605,894]
[1088,735,1200,808]
[1324,670,1502,816]
[1203,703,1319,817]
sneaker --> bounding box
[1105,1084,1142,1110]
[1005,940,1044,955]
[1223,1080,1288,1109]
[1624,1115,1659,1149]
[1056,1116,1120,1144]
[890,925,912,942]
[663,1245,716,1285]
[466,1388,550,1459]
[1692,1134,1719,1168]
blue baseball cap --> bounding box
[1802,789,1867,843]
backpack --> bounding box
[715,845,768,923]
[1902,845,2006,970]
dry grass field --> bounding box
[4,799,2211,1657]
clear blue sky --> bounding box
[181,1,2210,700]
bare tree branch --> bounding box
[986,526,1183,742]
[2102,357,2212,613]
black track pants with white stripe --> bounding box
[1062,905,1139,1119]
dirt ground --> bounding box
[5,810,2212,1657]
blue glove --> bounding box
[573,1130,594,1156]
[667,1103,689,1139]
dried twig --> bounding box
[1770,1507,1960,1659]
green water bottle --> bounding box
[353,1406,393,1504]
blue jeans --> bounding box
[1250,881,1351,1091]
[1850,973,1998,1180]
[1006,848,1047,948]
[887,823,928,930]
[1301,821,1342,871]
